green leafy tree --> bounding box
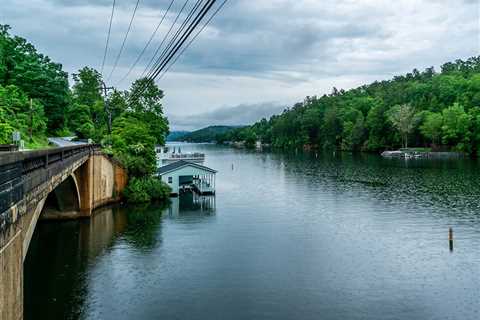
[128,78,169,145]
[420,112,443,145]
[66,104,94,139]
[388,104,419,148]
[111,115,157,177]
[441,103,472,151]
[0,25,69,133]
[72,67,103,106]
[0,84,47,143]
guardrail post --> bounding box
[44,154,48,168]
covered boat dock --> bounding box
[158,160,217,196]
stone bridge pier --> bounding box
[0,145,127,320]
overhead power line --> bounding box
[140,0,192,80]
[148,0,217,81]
[144,0,204,80]
[130,0,213,101]
[107,0,141,81]
[129,0,226,104]
[128,0,200,99]
[116,0,177,86]
[100,0,116,76]
[158,0,228,81]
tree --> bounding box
[72,67,103,107]
[441,103,472,151]
[0,84,47,143]
[66,104,94,139]
[420,112,443,145]
[388,104,419,148]
[366,104,389,151]
[0,24,70,133]
[128,78,169,145]
[111,115,157,177]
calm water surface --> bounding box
[25,144,480,320]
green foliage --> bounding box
[128,78,169,145]
[0,25,69,133]
[230,56,480,156]
[67,66,106,140]
[72,67,103,106]
[176,126,239,143]
[387,104,420,148]
[420,112,443,145]
[111,115,157,177]
[441,103,471,151]
[0,84,47,143]
[123,177,171,203]
[66,103,94,139]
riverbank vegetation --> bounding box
[0,25,171,202]
[169,125,240,142]
[221,57,480,156]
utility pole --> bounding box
[100,81,115,134]
[29,98,33,141]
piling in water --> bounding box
[449,228,453,252]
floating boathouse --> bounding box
[158,160,217,196]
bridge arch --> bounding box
[41,174,81,218]
[23,174,83,260]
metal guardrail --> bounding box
[0,145,99,227]
[169,153,205,159]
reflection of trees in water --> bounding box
[24,203,169,320]
[276,151,480,217]
[121,202,169,250]
[24,207,123,320]
[165,193,216,219]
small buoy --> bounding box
[449,228,454,252]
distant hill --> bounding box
[166,131,190,141]
[175,126,242,142]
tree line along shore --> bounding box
[216,57,480,157]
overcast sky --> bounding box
[2,0,479,130]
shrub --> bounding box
[123,177,171,203]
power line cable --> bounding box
[100,0,116,76]
[107,0,141,81]
[139,0,191,79]
[116,0,177,85]
[149,0,216,81]
[145,0,203,80]
[129,0,217,103]
[130,0,202,99]
[158,0,228,81]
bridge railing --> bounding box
[0,144,99,231]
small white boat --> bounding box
[156,145,205,167]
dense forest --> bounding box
[221,56,480,156]
[0,25,170,201]
[170,125,240,142]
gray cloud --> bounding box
[1,0,479,129]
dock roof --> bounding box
[158,160,217,175]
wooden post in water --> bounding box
[449,228,454,252]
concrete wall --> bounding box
[0,151,127,320]
[75,153,127,216]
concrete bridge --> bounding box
[0,145,127,320]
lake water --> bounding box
[24,144,480,320]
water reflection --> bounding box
[24,144,480,320]
[120,203,168,250]
[166,192,216,218]
[24,207,126,320]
